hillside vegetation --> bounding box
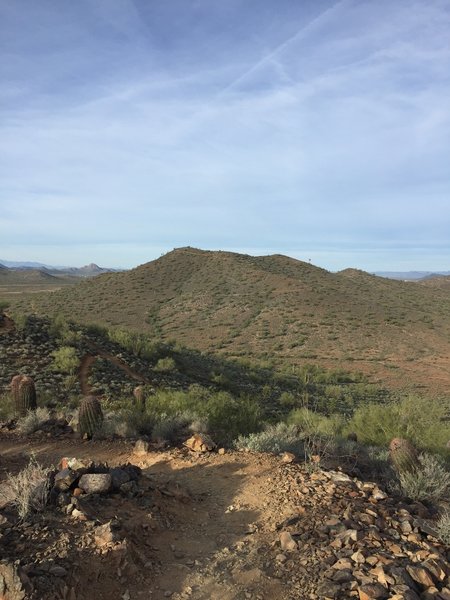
[6,247,450,394]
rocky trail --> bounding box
[0,435,449,600]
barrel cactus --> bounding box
[389,437,420,474]
[11,374,25,402]
[79,395,103,439]
[133,385,146,411]
[11,375,37,416]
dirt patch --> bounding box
[0,435,448,600]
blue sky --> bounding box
[1,0,449,271]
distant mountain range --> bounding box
[373,271,450,280]
[0,261,123,278]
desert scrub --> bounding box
[234,423,306,455]
[94,411,138,439]
[287,407,345,437]
[144,388,262,444]
[51,346,80,374]
[392,453,450,502]
[0,457,52,519]
[151,411,205,442]
[17,407,51,434]
[436,510,450,545]
[154,356,177,372]
[346,395,449,453]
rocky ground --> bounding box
[0,434,449,600]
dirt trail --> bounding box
[0,436,289,599]
[0,435,448,600]
[0,315,14,334]
[78,344,151,396]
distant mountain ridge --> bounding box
[374,270,450,280]
[0,260,123,277]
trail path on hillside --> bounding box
[0,315,14,334]
[79,343,151,395]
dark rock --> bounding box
[110,468,131,490]
[54,469,78,491]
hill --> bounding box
[0,267,60,284]
[7,247,450,394]
[374,270,450,280]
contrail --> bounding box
[219,0,349,95]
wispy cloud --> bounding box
[0,0,449,270]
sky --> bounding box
[1,0,449,271]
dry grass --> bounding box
[0,457,52,519]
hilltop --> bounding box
[6,247,450,394]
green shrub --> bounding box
[234,423,305,455]
[142,388,262,444]
[345,395,449,453]
[95,411,138,439]
[154,357,177,372]
[287,407,345,437]
[51,346,80,374]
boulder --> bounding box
[184,433,216,453]
[0,560,30,600]
[78,473,112,494]
[53,469,78,491]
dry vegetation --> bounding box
[6,248,450,396]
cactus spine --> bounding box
[389,437,420,475]
[79,395,103,439]
[133,385,146,411]
[11,375,37,416]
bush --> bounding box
[151,411,201,442]
[17,407,51,434]
[436,510,450,545]
[154,357,176,372]
[0,457,51,519]
[143,388,262,445]
[287,407,345,437]
[345,395,449,453]
[394,453,450,502]
[234,423,306,455]
[94,411,138,439]
[51,346,80,374]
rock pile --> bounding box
[51,457,142,510]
